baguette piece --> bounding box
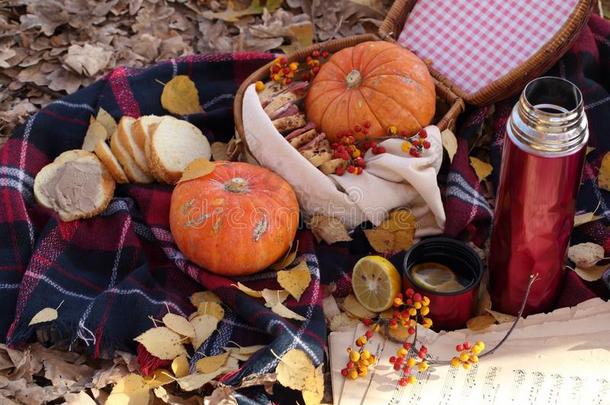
[273,113,307,133]
[34,150,115,221]
[117,117,152,176]
[110,129,154,183]
[94,141,129,184]
[146,117,211,184]
[133,115,164,151]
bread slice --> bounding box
[273,113,307,133]
[146,117,211,184]
[133,115,164,151]
[110,129,154,183]
[94,141,129,184]
[117,116,153,177]
[34,150,115,221]
[55,149,92,164]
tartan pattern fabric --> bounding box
[0,15,609,405]
[398,0,580,95]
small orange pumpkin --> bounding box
[169,162,299,276]
[305,41,436,142]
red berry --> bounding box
[399,130,409,137]
[456,344,464,352]
[389,319,398,327]
[285,78,293,84]
[405,288,414,297]
[413,293,422,302]
[306,56,312,63]
[409,148,419,157]
[405,299,413,306]
[423,141,431,149]
[376,146,386,153]
[272,65,280,73]
[283,67,290,74]
[354,124,362,132]
[347,361,354,369]
[347,165,356,173]
[403,342,412,350]
[365,330,374,339]
[389,356,396,364]
[408,327,415,335]
[363,121,371,128]
[312,66,320,74]
[369,141,377,148]
[279,56,288,64]
[341,152,350,161]
[402,366,411,373]
[399,377,408,386]
[401,310,410,319]
[418,352,425,359]
[362,127,369,134]
[394,362,402,371]
[335,166,345,176]
[356,167,363,175]
[303,73,310,81]
[341,368,348,376]
[463,342,471,350]
[354,157,365,167]
[312,50,320,57]
[322,51,329,58]
[420,346,428,354]
[362,318,372,326]
[411,139,420,146]
[419,128,428,138]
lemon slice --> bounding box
[410,262,464,293]
[352,256,401,312]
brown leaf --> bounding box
[63,44,112,77]
[178,158,215,183]
[485,309,516,324]
[161,75,203,115]
[339,295,376,319]
[466,314,496,331]
[202,0,283,22]
[211,142,229,161]
[568,242,605,269]
[364,229,394,254]
[309,215,352,244]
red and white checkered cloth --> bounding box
[398,0,579,96]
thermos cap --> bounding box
[508,76,588,157]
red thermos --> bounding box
[489,77,588,316]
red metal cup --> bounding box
[402,237,483,331]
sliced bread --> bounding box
[146,117,211,184]
[110,129,154,183]
[133,115,164,151]
[117,116,152,176]
[34,150,115,221]
[94,141,129,184]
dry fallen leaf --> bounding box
[261,289,290,307]
[161,75,203,115]
[63,391,96,405]
[233,282,263,298]
[568,242,605,269]
[574,212,602,227]
[275,349,315,391]
[598,151,610,191]
[201,0,283,22]
[204,385,238,405]
[107,373,151,405]
[133,327,187,360]
[302,365,324,405]
[143,369,174,388]
[466,314,496,331]
[96,108,117,138]
[309,215,352,244]
[82,118,108,151]
[195,352,229,374]
[175,368,226,392]
[211,142,229,161]
[270,240,299,270]
[171,354,190,378]
[190,291,222,307]
[441,129,458,163]
[365,209,416,254]
[485,309,516,324]
[328,313,359,332]
[29,307,59,326]
[573,264,609,282]
[196,301,225,321]
[63,43,112,77]
[469,156,493,182]
[277,260,311,301]
[364,229,395,254]
[340,295,377,319]
[162,313,195,338]
[269,301,306,321]
[322,295,341,321]
[190,315,219,350]
[179,158,215,183]
[225,345,265,361]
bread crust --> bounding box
[94,141,129,184]
[110,129,153,183]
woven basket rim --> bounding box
[232,34,464,160]
[379,0,594,106]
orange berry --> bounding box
[350,351,360,362]
[348,369,358,379]
[398,348,408,357]
[407,357,417,367]
[422,296,430,306]
[450,357,460,368]
[407,375,416,384]
[388,125,398,135]
[414,302,422,310]
[463,362,472,370]
[459,352,470,362]
[470,355,479,363]
[408,308,417,317]
[289,62,298,71]
[418,361,429,371]
[420,306,430,316]
[255,81,265,92]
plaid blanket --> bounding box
[1,15,609,404]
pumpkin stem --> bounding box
[345,69,362,88]
[224,177,249,193]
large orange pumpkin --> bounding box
[169,162,299,276]
[305,41,436,142]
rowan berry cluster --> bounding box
[303,50,329,81]
[340,319,380,379]
[389,288,433,331]
[332,121,385,176]
[269,56,299,85]
[398,128,431,157]
[450,341,485,370]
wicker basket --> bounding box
[379,0,594,106]
[231,33,464,160]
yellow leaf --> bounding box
[190,291,221,307]
[276,349,315,391]
[302,365,324,405]
[573,264,608,282]
[309,215,352,244]
[364,229,395,254]
[466,314,496,331]
[29,307,58,326]
[171,354,190,378]
[261,289,289,307]
[225,345,265,361]
[195,352,229,374]
[599,152,610,191]
[277,260,311,301]
[365,209,416,254]
[178,158,215,183]
[469,156,493,182]
[233,282,263,298]
[485,309,516,324]
[143,369,174,388]
[379,209,417,232]
[161,75,203,115]
[162,313,195,338]
[201,0,283,22]
[190,315,219,350]
[339,294,376,320]
[96,107,117,138]
[133,327,187,360]
[441,129,458,163]
[175,369,226,391]
[270,301,306,321]
[196,301,225,321]
[568,242,605,268]
[574,212,602,227]
[107,373,151,405]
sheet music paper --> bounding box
[330,298,610,405]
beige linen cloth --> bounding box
[241,84,446,237]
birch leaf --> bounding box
[195,352,229,374]
[233,282,263,298]
[171,355,189,378]
[96,107,117,138]
[573,264,608,282]
[469,157,493,182]
[107,373,150,405]
[133,327,186,360]
[441,129,458,163]
[568,242,605,269]
[598,151,610,191]
[162,313,195,338]
[574,212,602,227]
[196,301,225,321]
[277,260,311,301]
[275,349,315,391]
[161,75,203,115]
[190,291,221,307]
[29,307,58,326]
[190,315,219,350]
